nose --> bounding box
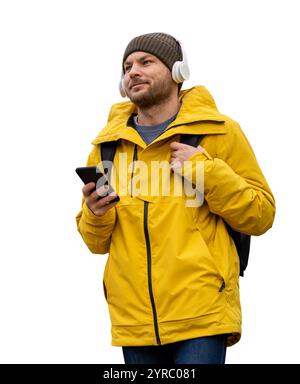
[128,63,142,78]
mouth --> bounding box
[131,82,148,89]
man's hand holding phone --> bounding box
[83,182,119,216]
[76,166,120,216]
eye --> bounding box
[124,64,132,72]
[143,60,151,65]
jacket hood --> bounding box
[92,85,226,146]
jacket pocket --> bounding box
[194,227,226,289]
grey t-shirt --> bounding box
[132,113,177,145]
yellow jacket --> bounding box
[76,86,275,347]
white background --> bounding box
[0,0,299,364]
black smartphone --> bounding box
[75,166,120,203]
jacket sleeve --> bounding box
[187,119,276,236]
[75,145,116,254]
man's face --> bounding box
[123,51,176,108]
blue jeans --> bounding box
[122,335,227,364]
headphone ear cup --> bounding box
[172,61,181,83]
[119,77,127,97]
[172,61,190,83]
[172,40,190,83]
[179,62,190,81]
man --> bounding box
[76,32,275,364]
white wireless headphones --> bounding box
[172,41,190,83]
[119,39,190,98]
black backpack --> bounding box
[100,135,250,276]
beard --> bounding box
[127,75,174,108]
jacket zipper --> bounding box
[131,143,161,345]
[130,144,137,197]
[144,201,161,345]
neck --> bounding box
[136,94,181,126]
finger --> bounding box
[170,141,185,150]
[94,201,118,216]
[87,185,109,203]
[95,185,110,199]
[170,141,192,150]
[170,147,182,158]
[82,182,96,197]
[170,149,181,157]
[197,145,205,153]
[170,159,182,168]
[94,192,119,209]
[171,152,184,161]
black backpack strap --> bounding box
[225,223,251,277]
[180,134,204,147]
[100,140,118,182]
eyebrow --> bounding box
[124,55,153,66]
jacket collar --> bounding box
[92,85,226,147]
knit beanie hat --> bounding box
[122,32,182,74]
